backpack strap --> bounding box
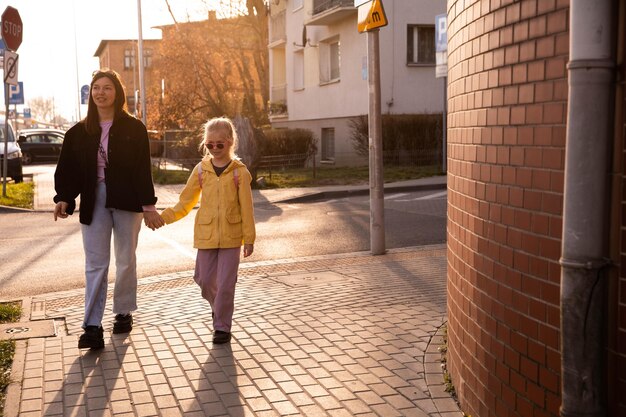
[233,167,239,189]
[197,164,203,188]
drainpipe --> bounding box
[559,1,614,416]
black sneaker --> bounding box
[113,314,133,334]
[78,326,104,350]
[212,330,231,344]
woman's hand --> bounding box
[54,201,69,221]
[243,243,254,258]
[143,211,165,230]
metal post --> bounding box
[368,29,385,255]
[3,82,9,197]
[137,0,147,125]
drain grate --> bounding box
[0,320,56,340]
[270,271,352,287]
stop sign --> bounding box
[1,6,22,52]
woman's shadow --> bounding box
[40,333,131,416]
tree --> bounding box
[28,96,55,123]
[148,0,269,132]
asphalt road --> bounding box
[0,184,446,299]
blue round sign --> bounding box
[80,85,90,105]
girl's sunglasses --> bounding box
[206,143,225,150]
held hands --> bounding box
[54,202,69,221]
[143,211,166,231]
[243,243,254,258]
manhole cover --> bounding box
[271,271,351,286]
[0,320,56,340]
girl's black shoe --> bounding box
[212,330,231,344]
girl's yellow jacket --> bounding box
[161,157,256,249]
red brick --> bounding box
[512,63,527,83]
[499,67,513,85]
[494,7,507,29]
[546,56,567,79]
[543,192,562,215]
[526,104,543,123]
[520,40,536,61]
[542,148,563,169]
[524,190,547,213]
[537,36,556,58]
[540,366,559,393]
[518,83,534,103]
[537,0,556,14]
[529,15,547,38]
[520,0,538,18]
[546,9,567,34]
[535,82,554,102]
[501,26,514,46]
[528,61,546,81]
[543,102,565,124]
[555,32,569,55]
[514,21,529,43]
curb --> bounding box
[274,181,447,204]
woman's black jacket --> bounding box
[53,114,158,225]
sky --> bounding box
[1,0,218,123]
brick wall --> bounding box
[446,1,569,416]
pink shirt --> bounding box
[96,121,112,183]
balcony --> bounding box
[307,0,356,26]
[269,10,286,47]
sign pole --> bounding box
[3,82,9,197]
[368,29,385,255]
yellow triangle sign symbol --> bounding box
[358,0,388,33]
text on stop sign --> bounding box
[3,21,21,37]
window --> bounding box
[319,37,340,83]
[124,49,135,70]
[321,128,335,162]
[124,47,152,69]
[407,25,435,65]
[293,50,304,90]
[143,48,153,68]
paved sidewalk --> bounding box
[4,245,462,417]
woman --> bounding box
[159,117,255,344]
[53,68,164,350]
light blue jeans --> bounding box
[81,183,143,328]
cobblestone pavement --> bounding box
[5,244,462,417]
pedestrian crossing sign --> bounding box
[357,0,388,33]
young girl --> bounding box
[159,117,255,344]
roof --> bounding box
[93,38,162,57]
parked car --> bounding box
[17,128,65,165]
[0,118,23,183]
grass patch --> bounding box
[0,182,34,209]
[151,164,443,188]
[257,165,443,188]
[0,302,21,417]
[152,166,192,185]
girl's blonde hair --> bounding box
[200,116,238,159]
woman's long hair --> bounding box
[84,68,132,136]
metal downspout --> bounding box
[559,1,614,416]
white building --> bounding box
[268,0,446,166]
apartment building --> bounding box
[268,0,446,166]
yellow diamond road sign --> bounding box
[357,0,388,33]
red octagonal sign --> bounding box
[1,6,23,52]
